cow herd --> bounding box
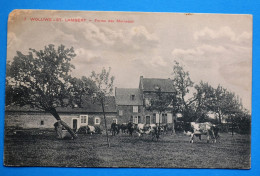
[61,121,220,143]
[109,122,220,143]
[110,122,175,141]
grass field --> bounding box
[4,129,250,169]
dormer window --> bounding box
[154,85,160,90]
[131,94,135,100]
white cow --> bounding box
[188,122,219,143]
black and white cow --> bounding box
[77,125,96,135]
[135,123,162,141]
[184,122,220,143]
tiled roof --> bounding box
[5,96,117,113]
[141,78,175,93]
[115,88,143,106]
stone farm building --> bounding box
[5,96,117,131]
[115,76,177,125]
[5,76,178,131]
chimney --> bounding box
[139,76,143,89]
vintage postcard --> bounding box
[4,10,252,168]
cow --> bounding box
[111,122,120,136]
[77,125,96,135]
[136,123,152,136]
[184,122,219,143]
[134,123,161,141]
[161,123,175,135]
[120,123,128,134]
[149,124,161,141]
[127,122,136,136]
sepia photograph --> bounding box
[4,10,252,169]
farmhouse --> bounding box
[5,76,178,131]
[5,96,117,131]
[115,88,143,124]
[139,76,176,125]
[115,76,177,125]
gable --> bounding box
[115,88,143,106]
[141,78,175,93]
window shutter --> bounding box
[167,113,173,123]
[156,114,159,123]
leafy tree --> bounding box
[148,87,175,138]
[6,44,94,139]
[172,61,195,121]
[68,76,96,107]
[193,82,244,124]
[210,85,241,124]
[193,81,215,122]
[90,67,115,147]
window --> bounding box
[113,118,118,124]
[80,115,88,124]
[146,116,151,124]
[131,95,135,100]
[133,116,138,124]
[40,120,44,125]
[95,117,100,125]
[133,106,138,113]
[152,113,156,124]
[119,110,123,116]
[130,116,133,122]
[162,113,167,124]
[138,116,141,123]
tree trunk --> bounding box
[231,116,234,136]
[157,112,161,140]
[216,111,222,124]
[49,108,77,139]
[101,101,110,147]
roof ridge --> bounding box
[143,77,172,80]
[116,88,139,90]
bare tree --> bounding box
[90,67,115,147]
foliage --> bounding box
[172,61,196,121]
[7,45,76,110]
[90,67,115,102]
[148,87,174,115]
[6,44,95,138]
[193,82,244,124]
[172,61,250,128]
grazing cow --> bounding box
[111,122,120,136]
[150,124,161,141]
[86,125,96,134]
[136,123,152,136]
[127,122,135,136]
[135,123,161,141]
[185,122,219,143]
[161,123,175,134]
[77,125,96,135]
[120,123,128,133]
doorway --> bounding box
[72,119,78,132]
[146,116,151,124]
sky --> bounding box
[7,10,252,111]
